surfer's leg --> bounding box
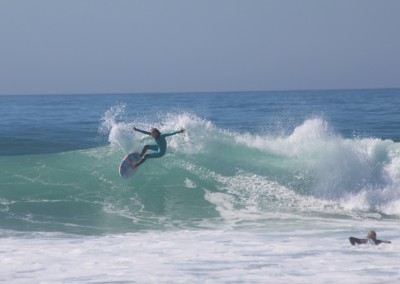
[140,144,158,157]
[134,151,164,168]
[134,156,147,168]
[127,159,139,169]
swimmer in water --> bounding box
[349,231,391,245]
[128,127,185,169]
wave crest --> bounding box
[99,106,400,218]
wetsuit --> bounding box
[134,129,182,167]
[349,237,391,245]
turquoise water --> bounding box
[1,89,400,234]
[1,90,400,282]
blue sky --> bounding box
[0,0,399,95]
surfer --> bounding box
[349,231,391,245]
[128,127,185,169]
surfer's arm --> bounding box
[349,237,366,245]
[133,127,152,135]
[163,128,185,137]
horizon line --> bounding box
[0,87,399,96]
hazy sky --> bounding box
[1,0,399,95]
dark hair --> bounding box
[151,128,161,138]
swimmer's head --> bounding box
[367,231,377,239]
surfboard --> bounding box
[119,152,141,179]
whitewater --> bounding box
[1,90,400,283]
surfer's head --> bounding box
[151,128,161,138]
[367,231,377,239]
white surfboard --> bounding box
[119,152,141,179]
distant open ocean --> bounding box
[1,89,400,283]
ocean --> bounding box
[1,89,400,283]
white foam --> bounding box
[184,178,197,189]
[234,118,400,217]
[100,106,217,155]
[1,226,399,283]
[99,108,400,218]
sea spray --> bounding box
[101,109,400,218]
[3,91,400,283]
[2,110,400,234]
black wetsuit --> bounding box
[349,237,391,245]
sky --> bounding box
[0,0,399,95]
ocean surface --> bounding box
[1,89,400,283]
